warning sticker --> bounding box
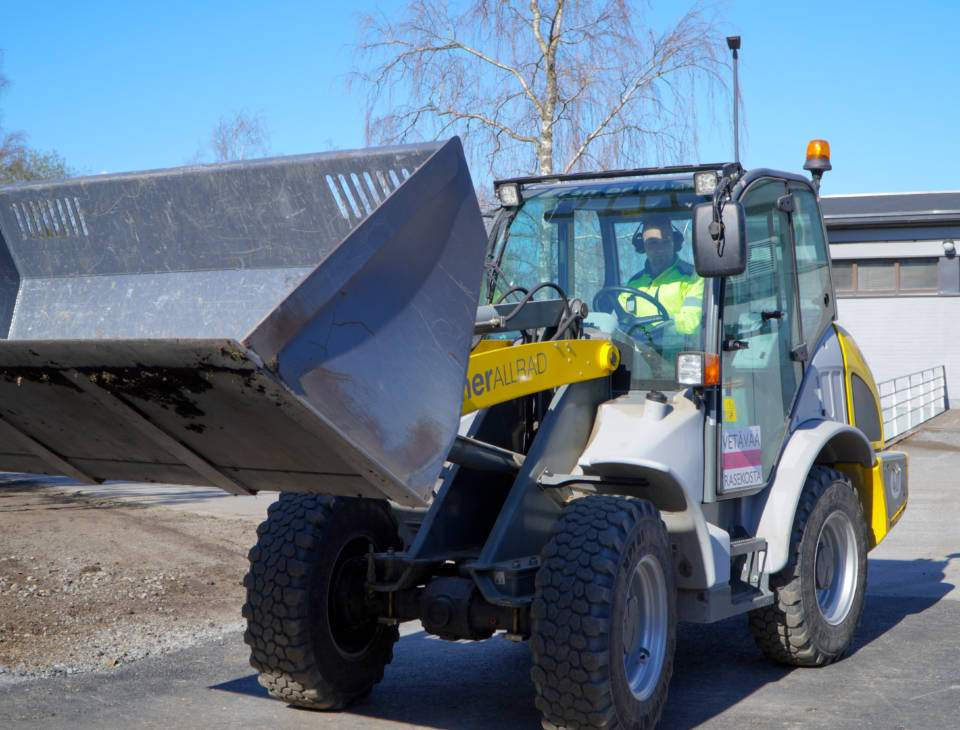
[722,426,763,489]
[723,397,738,422]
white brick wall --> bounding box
[835,297,958,405]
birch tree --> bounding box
[207,109,271,162]
[0,62,22,169]
[0,55,74,183]
[355,0,726,179]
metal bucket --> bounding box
[0,138,487,506]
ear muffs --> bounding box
[633,224,685,253]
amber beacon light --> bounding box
[804,139,832,172]
[803,139,832,192]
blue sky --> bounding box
[1,0,955,196]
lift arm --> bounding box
[462,339,620,414]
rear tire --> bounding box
[243,493,400,709]
[530,495,676,730]
[749,466,868,666]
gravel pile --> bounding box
[0,483,258,682]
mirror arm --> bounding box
[709,162,743,254]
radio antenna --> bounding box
[726,36,741,164]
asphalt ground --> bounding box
[2,411,959,729]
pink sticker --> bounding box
[722,426,763,489]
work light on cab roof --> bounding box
[495,181,522,207]
[693,170,719,196]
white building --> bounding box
[822,191,959,407]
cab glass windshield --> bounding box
[487,178,710,390]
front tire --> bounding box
[530,496,676,730]
[243,493,401,709]
[749,466,868,666]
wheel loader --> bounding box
[0,137,907,728]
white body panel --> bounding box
[578,393,703,506]
[578,393,731,590]
[755,420,874,573]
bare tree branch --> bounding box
[203,109,271,162]
[354,0,727,183]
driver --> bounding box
[619,215,703,335]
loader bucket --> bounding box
[0,137,487,507]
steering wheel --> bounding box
[591,286,670,334]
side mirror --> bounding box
[692,201,747,277]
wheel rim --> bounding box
[815,510,859,625]
[328,535,379,658]
[621,554,668,701]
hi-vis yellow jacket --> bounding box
[618,258,704,335]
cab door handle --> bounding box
[723,338,750,351]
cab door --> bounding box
[719,179,804,493]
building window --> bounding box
[857,261,896,290]
[900,259,940,290]
[834,258,939,295]
[833,261,854,291]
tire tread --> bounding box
[530,496,673,730]
[242,493,399,709]
[749,466,866,666]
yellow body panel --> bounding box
[462,339,619,415]
[835,325,885,451]
[836,452,908,550]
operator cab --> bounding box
[485,175,711,392]
[486,162,838,498]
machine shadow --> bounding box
[209,673,271,699]
[662,555,953,728]
[210,557,953,730]
[210,629,539,729]
[854,556,954,646]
